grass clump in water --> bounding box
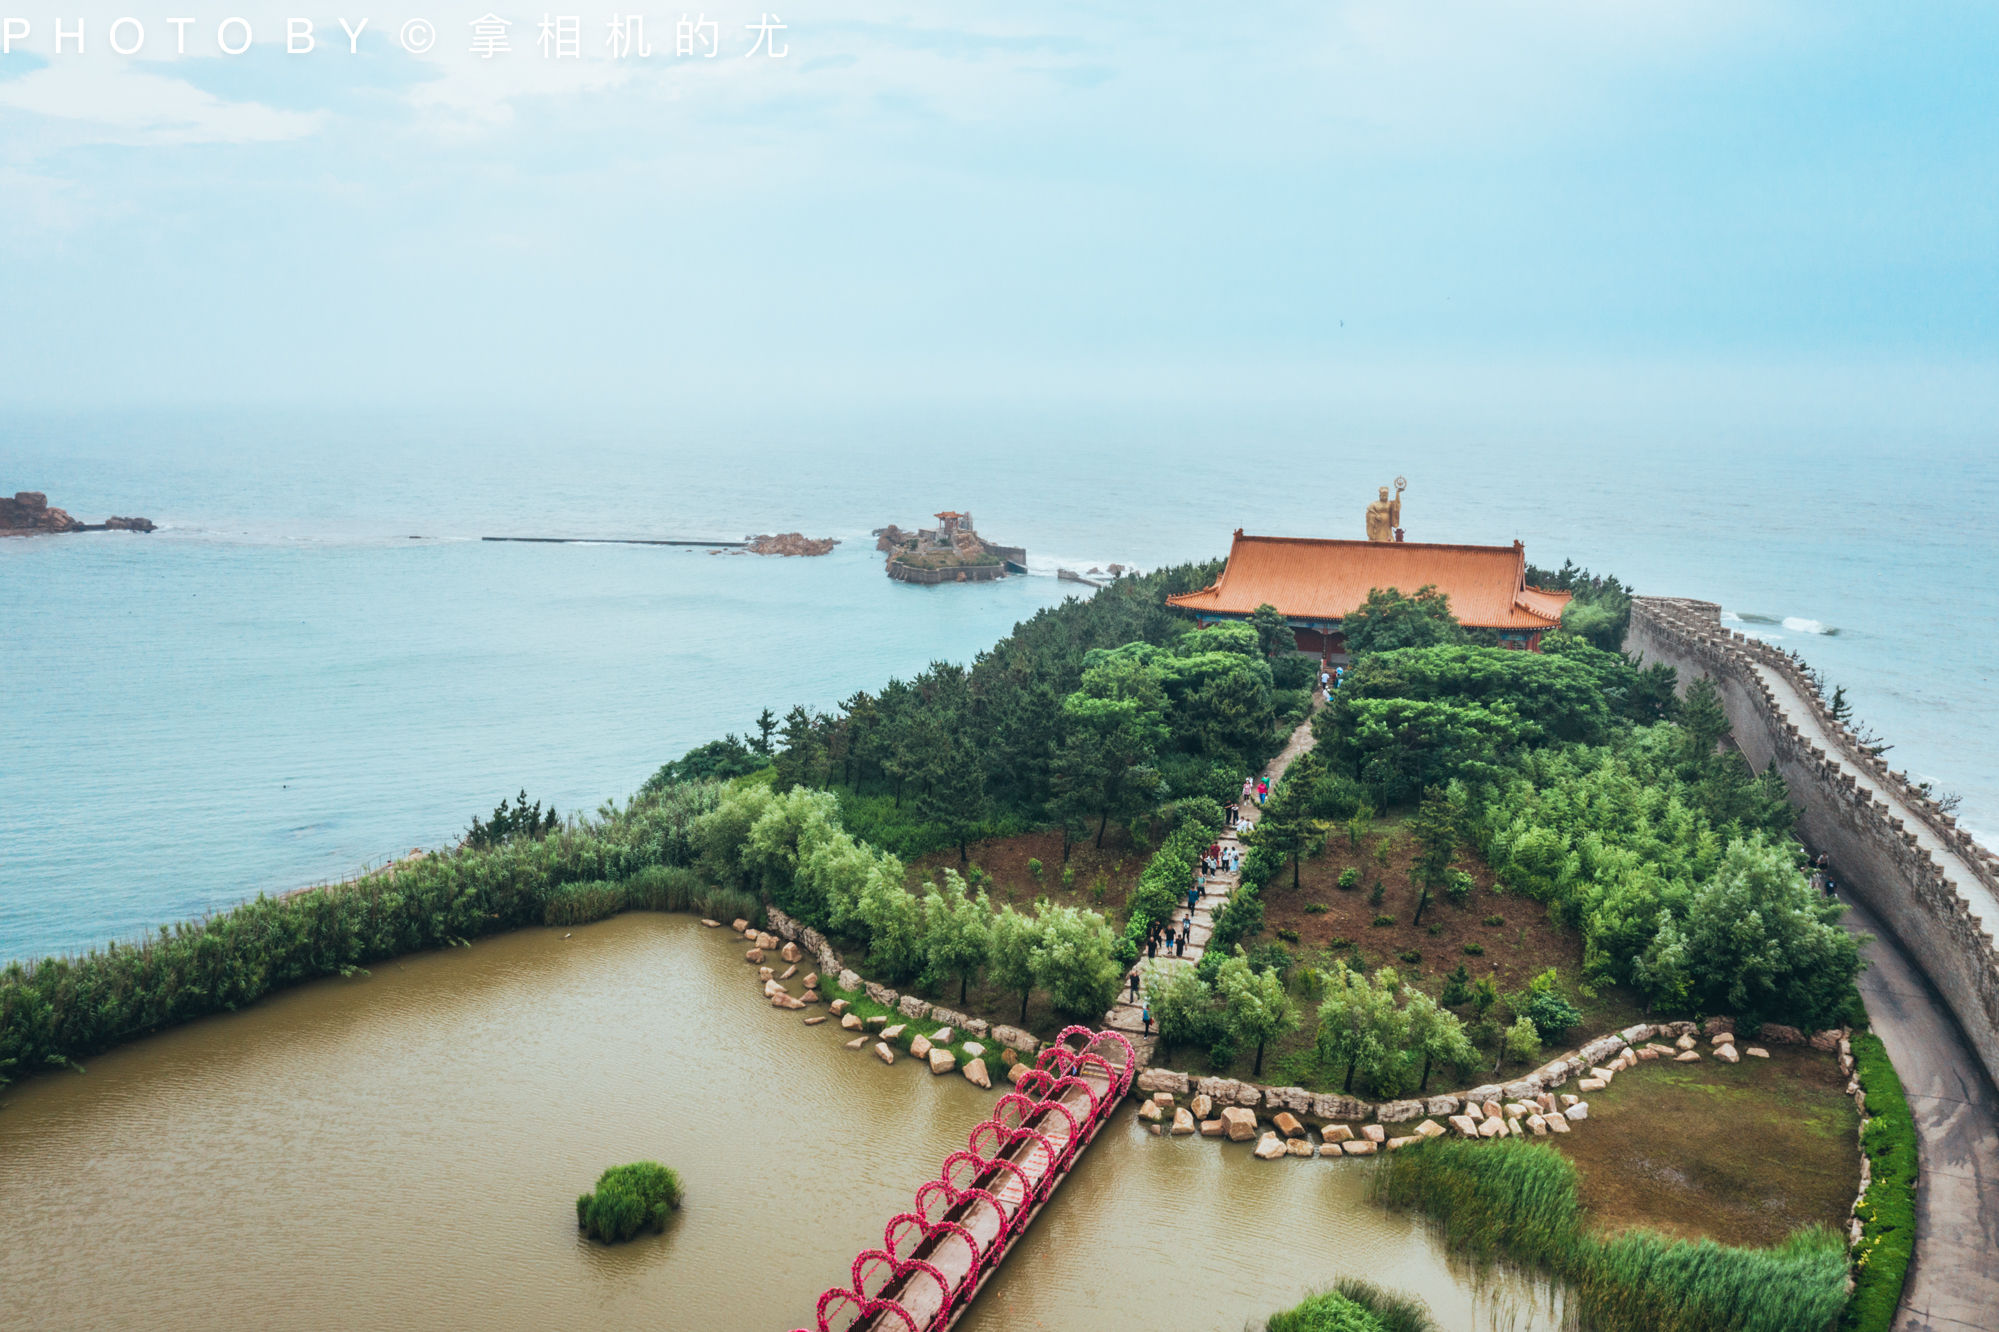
[576,1161,682,1243]
[1257,1278,1436,1332]
[1371,1137,1849,1332]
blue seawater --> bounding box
[4,406,1994,962]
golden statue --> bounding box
[1365,478,1405,542]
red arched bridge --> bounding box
[795,1026,1137,1332]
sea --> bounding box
[5,404,1995,965]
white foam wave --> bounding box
[1782,617,1834,635]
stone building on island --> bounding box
[1167,530,1570,659]
[877,511,1028,585]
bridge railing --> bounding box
[794,1025,1135,1332]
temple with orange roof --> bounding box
[1166,531,1572,658]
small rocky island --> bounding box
[745,532,838,556]
[875,511,1025,584]
[2,491,154,536]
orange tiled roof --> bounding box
[1166,532,1571,631]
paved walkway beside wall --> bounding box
[1738,656,1999,1330]
[1840,896,1999,1332]
[1755,661,1999,942]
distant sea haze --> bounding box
[4,407,1994,963]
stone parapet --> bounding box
[1628,597,1999,1089]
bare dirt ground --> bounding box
[1554,1041,1860,1248]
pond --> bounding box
[0,915,1561,1331]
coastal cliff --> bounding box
[1,491,155,536]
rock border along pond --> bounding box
[746,900,1868,1238]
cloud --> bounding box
[0,59,324,145]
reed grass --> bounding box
[1372,1137,1850,1332]
[575,1161,682,1242]
[1256,1278,1437,1332]
[1,781,731,1087]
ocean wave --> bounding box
[1781,617,1839,636]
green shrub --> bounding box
[1842,1032,1916,1331]
[1444,868,1474,907]
[576,1161,682,1243]
[1259,1289,1388,1332]
[1338,867,1362,891]
[1277,928,1301,943]
[1396,950,1421,965]
[1304,903,1328,914]
[1463,942,1484,956]
[1370,915,1395,928]
[1503,1014,1542,1066]
[1367,881,1385,907]
[1521,988,1583,1041]
[1318,1279,1436,1332]
[1483,915,1505,927]
[1116,806,1226,964]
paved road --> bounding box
[1841,896,1999,1332]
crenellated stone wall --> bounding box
[1627,596,1999,1090]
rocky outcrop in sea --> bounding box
[745,532,837,556]
[1,491,155,536]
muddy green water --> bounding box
[0,916,1560,1331]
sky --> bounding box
[1,0,1996,416]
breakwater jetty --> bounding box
[481,535,747,548]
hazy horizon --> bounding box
[2,0,1995,421]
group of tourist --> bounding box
[1142,914,1192,963]
[1320,664,1345,695]
[1126,793,1268,1035]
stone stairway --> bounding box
[1102,705,1322,1053]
